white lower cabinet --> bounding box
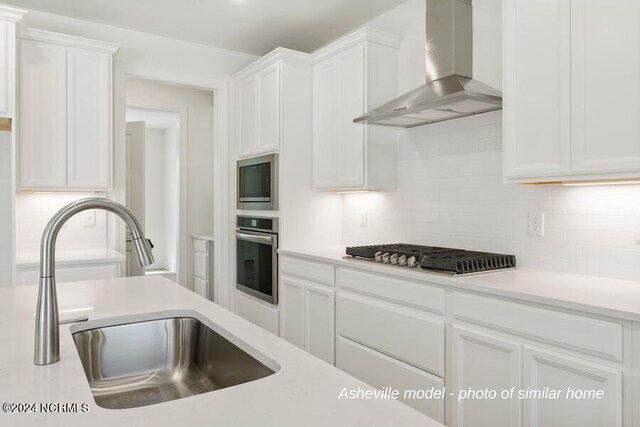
[192,237,213,300]
[280,275,335,364]
[279,255,633,426]
[336,336,445,422]
[336,267,446,422]
[451,325,523,427]
[305,282,335,363]
[522,347,622,427]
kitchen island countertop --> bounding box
[0,275,439,427]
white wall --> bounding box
[126,78,214,289]
[18,10,258,89]
[362,0,502,92]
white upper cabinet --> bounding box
[18,29,119,191]
[313,45,365,188]
[503,0,571,180]
[0,5,25,118]
[237,75,256,157]
[570,0,640,174]
[233,58,285,158]
[19,40,67,189]
[312,57,339,187]
[312,28,400,191]
[504,0,640,183]
[255,62,281,154]
[67,47,112,189]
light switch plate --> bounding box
[360,210,368,228]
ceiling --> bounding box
[6,0,408,55]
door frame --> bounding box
[125,101,188,287]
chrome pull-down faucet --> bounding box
[34,197,154,366]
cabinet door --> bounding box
[237,76,256,157]
[0,21,10,117]
[503,0,571,179]
[312,57,339,188]
[19,40,67,189]
[336,44,365,187]
[305,282,335,365]
[337,336,445,422]
[570,0,640,174]
[255,62,280,154]
[523,347,622,427]
[451,325,522,427]
[280,276,305,349]
[67,48,112,189]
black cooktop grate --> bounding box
[346,244,516,275]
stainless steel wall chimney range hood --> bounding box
[354,0,502,128]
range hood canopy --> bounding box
[354,0,502,128]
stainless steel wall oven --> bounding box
[236,216,278,304]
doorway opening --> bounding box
[125,107,180,282]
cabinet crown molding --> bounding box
[231,47,310,81]
[20,28,120,54]
[311,27,402,64]
[0,4,26,22]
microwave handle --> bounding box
[236,231,276,245]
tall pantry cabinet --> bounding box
[18,29,119,190]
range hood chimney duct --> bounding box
[354,0,502,128]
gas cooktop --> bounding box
[345,243,516,276]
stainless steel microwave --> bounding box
[237,154,278,210]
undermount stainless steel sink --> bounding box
[72,316,277,409]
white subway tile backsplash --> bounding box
[15,193,109,255]
[342,111,640,282]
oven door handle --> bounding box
[236,231,276,245]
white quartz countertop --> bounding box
[15,249,126,268]
[279,247,640,322]
[0,276,438,427]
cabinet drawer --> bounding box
[337,267,445,315]
[453,292,623,361]
[337,290,445,376]
[336,337,445,422]
[193,239,207,253]
[280,255,334,287]
[194,252,208,279]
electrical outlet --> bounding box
[528,212,545,237]
[360,210,368,228]
[83,211,96,228]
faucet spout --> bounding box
[34,197,154,366]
